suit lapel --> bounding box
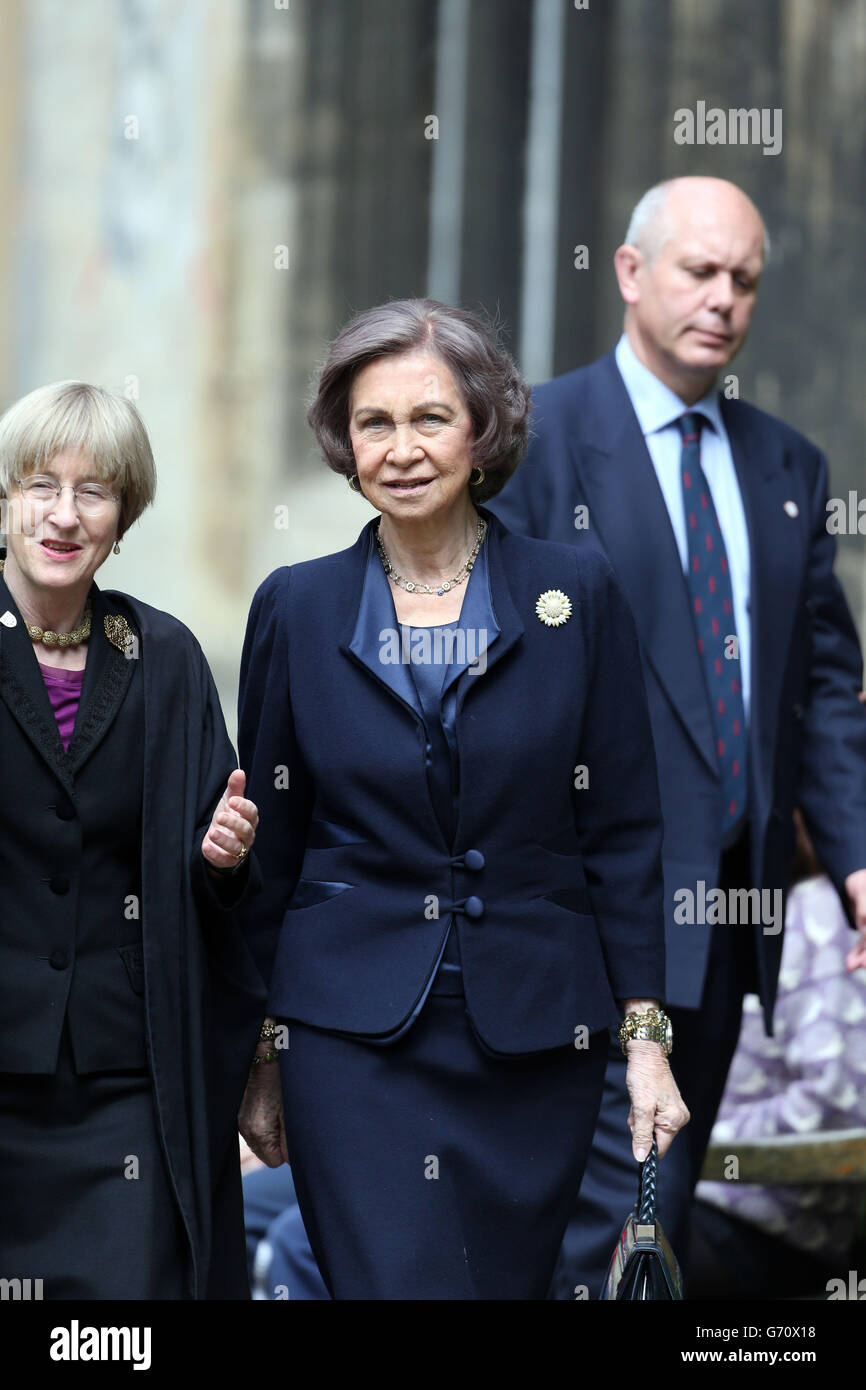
[453,509,523,718]
[67,584,137,775]
[722,401,804,787]
[0,567,137,787]
[571,359,718,776]
[340,512,525,724]
[0,570,76,789]
[342,523,426,724]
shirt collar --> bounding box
[614,333,724,439]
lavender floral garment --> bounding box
[696,874,866,1261]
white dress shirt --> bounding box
[614,333,752,722]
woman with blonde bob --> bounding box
[0,381,264,1299]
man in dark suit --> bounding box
[488,176,866,1296]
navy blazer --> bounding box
[488,352,866,1028]
[237,508,665,1055]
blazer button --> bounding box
[55,795,75,821]
[463,849,485,872]
[49,875,71,896]
[464,895,485,920]
[792,702,804,721]
[49,949,69,970]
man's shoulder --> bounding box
[721,395,823,458]
[531,352,617,408]
[524,355,622,455]
[531,356,826,464]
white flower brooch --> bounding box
[535,589,572,627]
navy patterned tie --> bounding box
[678,413,747,838]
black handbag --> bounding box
[600,1137,683,1299]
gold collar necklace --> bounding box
[0,558,92,648]
[376,517,487,596]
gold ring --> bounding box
[235,845,249,862]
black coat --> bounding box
[0,559,266,1298]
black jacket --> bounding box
[0,559,266,1297]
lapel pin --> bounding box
[104,613,137,657]
[0,611,16,627]
[783,500,799,518]
[536,589,572,627]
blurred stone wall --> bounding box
[1,0,863,737]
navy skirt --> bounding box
[0,1025,189,1299]
[278,963,609,1300]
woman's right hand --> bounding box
[238,1038,289,1168]
[624,1041,689,1161]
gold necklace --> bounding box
[376,517,486,595]
[0,558,92,647]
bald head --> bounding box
[613,177,767,404]
[625,178,769,266]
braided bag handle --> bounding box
[637,1136,659,1224]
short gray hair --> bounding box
[307,298,531,503]
[624,183,678,262]
[0,381,156,539]
[624,179,771,264]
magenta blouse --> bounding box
[39,662,85,750]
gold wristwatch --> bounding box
[619,1008,673,1056]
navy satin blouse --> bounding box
[347,524,500,1040]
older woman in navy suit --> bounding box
[237,299,688,1299]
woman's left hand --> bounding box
[624,1041,690,1162]
[202,768,259,870]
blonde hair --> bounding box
[0,381,156,538]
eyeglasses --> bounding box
[15,475,121,516]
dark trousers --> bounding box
[551,834,757,1299]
